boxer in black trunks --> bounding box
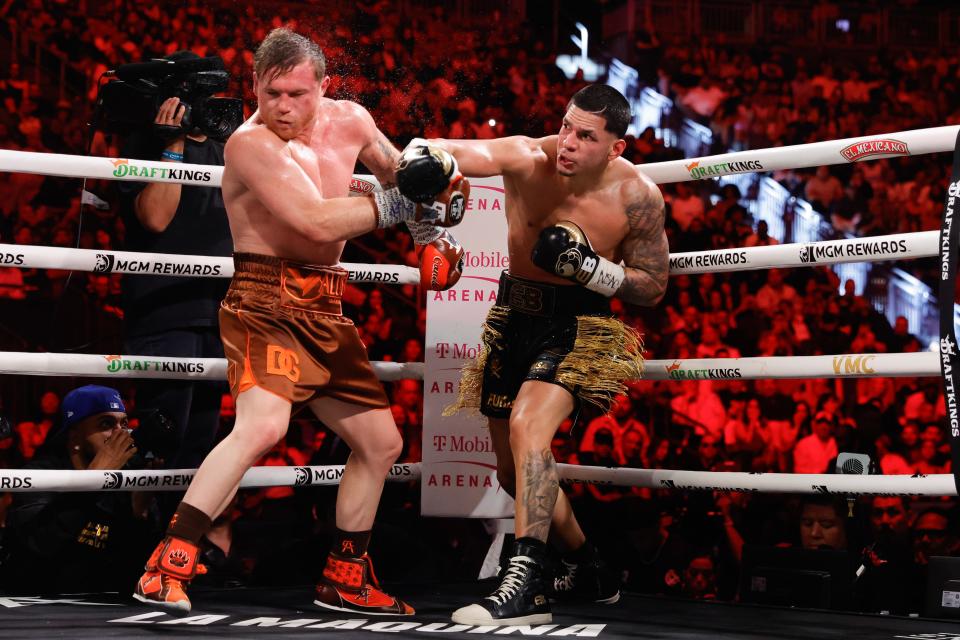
[430,85,669,625]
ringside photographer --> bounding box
[107,51,241,473]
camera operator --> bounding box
[116,50,232,474]
[0,385,162,594]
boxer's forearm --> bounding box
[303,196,379,242]
[360,130,402,188]
[618,190,669,306]
[429,136,541,178]
[428,138,502,177]
[619,265,668,306]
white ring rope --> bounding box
[641,125,958,184]
[0,462,947,497]
[0,126,953,186]
[0,352,424,382]
[643,351,938,380]
[0,243,419,284]
[0,463,420,492]
[0,231,937,280]
[0,351,934,381]
[558,464,955,497]
[668,231,937,275]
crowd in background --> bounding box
[0,0,953,615]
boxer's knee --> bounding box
[507,411,552,453]
[354,428,403,470]
[230,415,288,463]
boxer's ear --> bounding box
[319,75,331,96]
[609,138,627,161]
[252,72,259,95]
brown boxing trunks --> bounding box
[219,253,389,408]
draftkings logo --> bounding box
[943,335,958,357]
[109,158,213,183]
[665,361,742,380]
[684,159,764,180]
[102,472,123,490]
[942,181,960,281]
[103,355,206,374]
[941,335,959,438]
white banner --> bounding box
[640,125,959,184]
[422,178,512,518]
[0,243,418,284]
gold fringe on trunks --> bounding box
[555,314,645,413]
[442,307,645,416]
[443,305,509,417]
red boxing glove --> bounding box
[416,229,464,291]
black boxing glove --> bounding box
[395,139,462,203]
[531,221,625,297]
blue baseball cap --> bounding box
[61,385,126,429]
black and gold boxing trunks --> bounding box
[444,271,644,419]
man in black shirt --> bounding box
[116,52,232,472]
[0,385,160,594]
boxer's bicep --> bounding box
[618,186,669,307]
[350,103,400,188]
[359,129,401,189]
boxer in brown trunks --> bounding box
[134,28,469,614]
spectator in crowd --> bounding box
[799,495,849,551]
[793,412,838,474]
[0,385,161,594]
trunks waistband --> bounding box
[496,271,610,317]
[231,252,347,316]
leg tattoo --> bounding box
[520,449,559,541]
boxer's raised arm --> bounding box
[428,136,546,179]
[225,127,378,242]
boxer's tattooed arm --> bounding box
[519,449,559,541]
[377,140,398,188]
[359,130,401,189]
[618,185,669,306]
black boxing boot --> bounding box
[550,542,621,604]
[452,537,551,625]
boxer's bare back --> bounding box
[222,61,399,265]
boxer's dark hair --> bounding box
[255,28,326,82]
[567,85,631,138]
